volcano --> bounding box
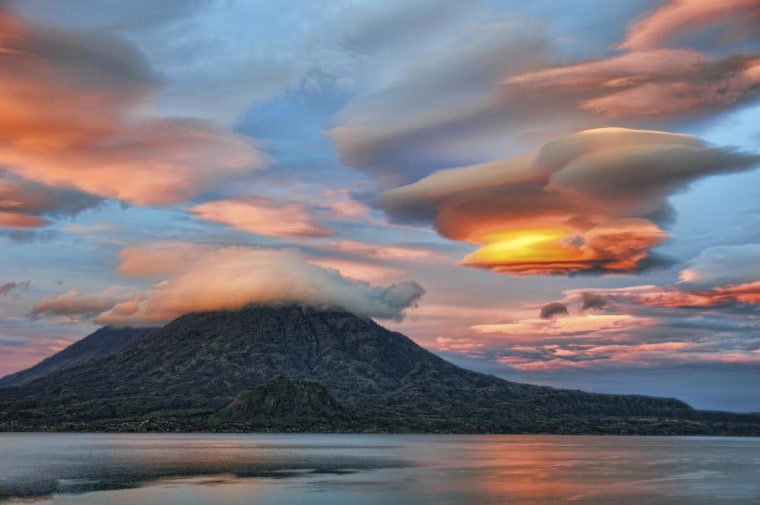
[1,305,758,434]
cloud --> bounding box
[0,8,264,206]
[0,212,48,228]
[620,0,760,52]
[0,172,101,228]
[306,257,405,283]
[477,244,760,374]
[377,128,759,275]
[327,19,552,185]
[299,239,450,283]
[540,302,568,319]
[561,245,760,309]
[328,2,760,184]
[117,243,218,278]
[0,280,30,297]
[319,240,446,263]
[93,245,425,325]
[580,292,606,312]
[189,197,331,238]
[473,314,654,337]
[504,50,760,120]
[434,336,484,355]
[679,244,760,295]
[0,337,27,347]
[31,287,135,318]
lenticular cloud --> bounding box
[377,128,759,275]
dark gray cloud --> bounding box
[581,292,606,312]
[540,302,568,319]
[0,173,102,228]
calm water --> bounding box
[0,434,758,504]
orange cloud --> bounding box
[378,128,758,275]
[459,219,667,275]
[189,198,331,238]
[0,211,48,228]
[0,9,264,206]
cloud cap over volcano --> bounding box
[35,245,426,326]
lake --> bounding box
[0,434,758,504]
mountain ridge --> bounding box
[1,305,758,434]
[0,326,156,389]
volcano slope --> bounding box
[1,305,757,434]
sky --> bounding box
[1,0,759,412]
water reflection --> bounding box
[1,434,758,504]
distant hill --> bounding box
[0,326,155,388]
[215,375,349,431]
[0,305,758,434]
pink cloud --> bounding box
[306,257,404,282]
[318,188,372,220]
[0,336,74,378]
[117,243,217,278]
[189,197,331,238]
[323,240,446,262]
[504,49,706,89]
[472,314,654,337]
[434,336,484,354]
[581,59,760,118]
[563,246,760,309]
[620,0,760,51]
[32,287,135,317]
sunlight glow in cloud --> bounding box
[378,128,758,275]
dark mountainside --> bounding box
[0,305,758,434]
[216,375,349,430]
[0,326,156,388]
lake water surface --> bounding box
[0,433,758,504]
